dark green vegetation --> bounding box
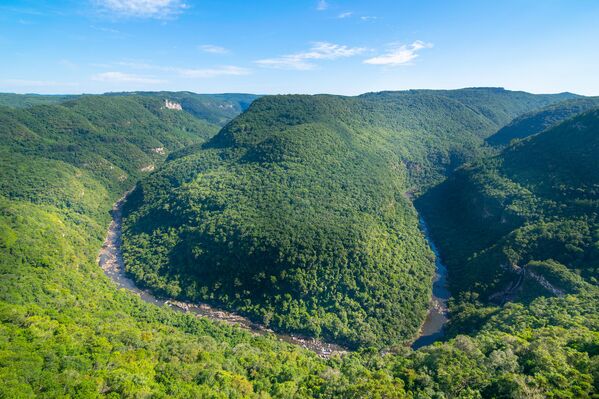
[417,107,599,395]
[122,88,577,349]
[2,91,598,398]
[487,97,599,146]
[419,108,599,299]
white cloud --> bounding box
[110,61,251,78]
[316,0,329,11]
[92,71,166,84]
[338,12,353,19]
[364,41,432,66]
[177,66,250,78]
[256,42,366,70]
[94,0,187,18]
[90,25,121,34]
[59,59,79,70]
[199,44,229,54]
[1,79,77,87]
[360,16,377,21]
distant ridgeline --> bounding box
[486,96,599,146]
[122,88,576,348]
[2,90,599,397]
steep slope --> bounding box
[0,94,347,398]
[122,94,435,348]
[487,97,599,146]
[2,92,597,398]
[121,88,572,348]
[366,88,577,132]
[418,108,599,301]
[0,96,221,197]
[357,88,576,189]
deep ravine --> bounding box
[411,218,451,349]
[98,193,450,356]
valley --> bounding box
[411,218,450,349]
[1,89,597,397]
[98,191,348,357]
[3,2,598,396]
[99,187,449,355]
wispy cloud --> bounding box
[94,0,187,19]
[256,42,366,70]
[199,44,229,54]
[338,12,353,19]
[316,0,329,11]
[59,59,79,71]
[90,25,121,34]
[1,79,77,87]
[92,71,166,84]
[177,66,249,78]
[364,41,432,66]
[112,61,250,78]
[360,16,377,21]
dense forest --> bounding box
[418,106,599,306]
[416,107,599,394]
[1,90,598,397]
[121,89,576,349]
[486,96,599,146]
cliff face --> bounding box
[164,99,183,110]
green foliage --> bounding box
[122,88,574,349]
[413,108,599,398]
[487,96,599,146]
[1,90,597,398]
[0,93,78,108]
[123,94,435,348]
[419,108,599,298]
[106,91,259,126]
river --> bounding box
[98,194,449,356]
[411,218,451,349]
[97,193,347,358]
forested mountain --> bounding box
[0,93,78,108]
[2,90,597,397]
[0,91,258,127]
[121,88,575,348]
[2,93,363,397]
[363,88,577,129]
[418,107,599,344]
[106,91,259,126]
[419,108,599,296]
[487,96,599,146]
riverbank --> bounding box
[97,193,348,358]
[98,192,450,356]
[411,218,451,349]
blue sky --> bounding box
[1,0,598,95]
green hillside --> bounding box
[418,108,599,322]
[106,91,259,126]
[0,92,258,127]
[487,97,599,146]
[121,88,573,348]
[1,91,597,397]
[365,88,577,129]
[0,93,78,108]
[0,93,348,398]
